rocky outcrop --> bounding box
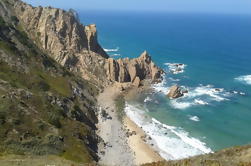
[167,85,184,99]
[11,0,109,86]
[105,51,163,84]
[10,0,163,87]
[14,1,108,61]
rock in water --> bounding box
[167,85,184,99]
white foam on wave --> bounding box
[235,75,251,85]
[164,63,187,74]
[168,85,230,110]
[152,63,233,110]
[104,47,119,52]
[188,85,228,102]
[152,73,170,94]
[194,99,209,105]
[169,77,180,82]
[110,53,121,57]
[189,115,200,122]
[125,103,212,160]
[144,96,152,103]
[170,100,192,109]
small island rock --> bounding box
[167,85,184,99]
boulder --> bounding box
[167,85,184,99]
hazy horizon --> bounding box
[23,0,251,15]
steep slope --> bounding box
[11,0,163,87]
[0,0,100,163]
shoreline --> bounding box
[124,116,163,165]
[97,82,163,166]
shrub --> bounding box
[0,16,5,26]
[10,16,19,24]
[37,80,50,91]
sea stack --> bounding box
[167,85,184,99]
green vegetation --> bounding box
[143,145,251,166]
[0,60,71,96]
[0,8,99,163]
[0,16,5,26]
[10,16,19,25]
[115,95,126,121]
[0,41,18,55]
[58,117,94,163]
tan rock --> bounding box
[167,85,184,99]
[13,0,163,87]
[133,77,141,87]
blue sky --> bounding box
[23,0,251,14]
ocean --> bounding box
[79,11,251,160]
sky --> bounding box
[23,0,251,15]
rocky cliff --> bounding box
[105,51,163,85]
[11,0,163,87]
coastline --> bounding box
[124,116,163,165]
[97,83,163,166]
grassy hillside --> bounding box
[143,145,251,166]
[0,1,100,164]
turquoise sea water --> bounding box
[80,11,251,159]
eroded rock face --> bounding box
[105,51,163,84]
[14,2,108,61]
[12,0,163,87]
[167,85,184,99]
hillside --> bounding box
[143,145,251,166]
[0,0,100,164]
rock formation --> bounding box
[167,85,184,99]
[105,51,163,84]
[12,0,163,87]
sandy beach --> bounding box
[97,83,163,166]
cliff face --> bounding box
[105,51,163,84]
[11,0,163,87]
[14,1,108,61]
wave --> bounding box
[152,65,237,110]
[189,115,200,122]
[144,96,153,103]
[170,100,193,109]
[164,63,187,74]
[125,103,212,160]
[170,98,209,110]
[235,75,251,85]
[188,85,229,102]
[152,73,170,94]
[154,82,231,109]
[110,53,121,57]
[104,47,119,52]
[194,99,209,105]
